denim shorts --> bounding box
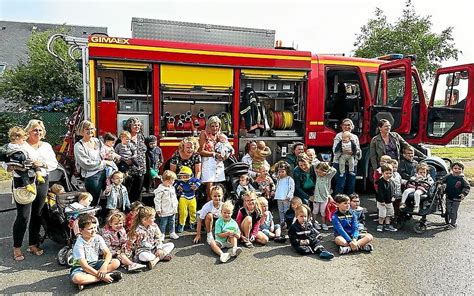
[70,260,104,279]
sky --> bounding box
[1,0,472,74]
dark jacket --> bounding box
[399,157,418,180]
[376,177,394,204]
[293,166,316,203]
[335,140,357,155]
[442,174,470,201]
[288,220,322,248]
[369,132,410,170]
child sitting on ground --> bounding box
[193,185,224,245]
[101,210,146,272]
[104,171,130,213]
[125,201,144,232]
[288,205,334,260]
[128,206,175,270]
[442,162,471,230]
[154,170,179,239]
[376,164,398,232]
[101,132,120,190]
[174,165,201,233]
[236,174,255,200]
[236,191,269,248]
[400,163,434,213]
[273,161,295,228]
[312,162,337,231]
[214,133,234,169]
[70,214,122,291]
[285,197,303,228]
[349,193,366,232]
[332,194,374,255]
[209,201,243,263]
[115,131,137,174]
[258,197,286,243]
[6,126,44,194]
[334,131,358,176]
[145,135,163,192]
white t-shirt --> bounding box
[23,141,58,175]
[72,234,107,266]
[198,200,223,220]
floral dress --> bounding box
[170,151,202,176]
[200,131,225,183]
[128,133,147,176]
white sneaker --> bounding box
[128,262,147,271]
[322,224,329,231]
[220,252,231,263]
[314,223,322,230]
[339,246,351,255]
[231,247,243,257]
[169,232,179,240]
[206,232,214,245]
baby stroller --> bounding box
[394,156,450,234]
[222,158,250,216]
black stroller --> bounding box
[394,156,450,234]
[40,164,100,266]
[222,157,250,216]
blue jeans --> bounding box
[84,170,106,206]
[159,214,176,235]
[334,163,356,195]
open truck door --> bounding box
[423,64,474,145]
[370,58,413,137]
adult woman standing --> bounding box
[293,156,316,205]
[74,120,111,205]
[123,117,147,203]
[286,142,305,170]
[198,116,225,198]
[12,119,58,261]
[332,118,361,195]
[369,119,411,171]
[170,137,202,178]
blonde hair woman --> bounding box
[169,137,202,178]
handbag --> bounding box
[12,177,37,205]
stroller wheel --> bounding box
[413,222,427,234]
[57,246,70,266]
[393,216,406,230]
[66,248,74,266]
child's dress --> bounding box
[132,223,175,262]
[101,225,132,258]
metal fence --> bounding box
[0,112,70,147]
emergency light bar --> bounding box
[376,53,417,62]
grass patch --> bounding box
[464,167,474,186]
[430,147,474,161]
[0,167,12,181]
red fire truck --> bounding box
[56,34,473,182]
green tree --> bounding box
[0,27,82,110]
[353,0,460,81]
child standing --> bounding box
[128,206,175,270]
[334,131,358,176]
[273,161,295,228]
[375,164,398,232]
[349,193,366,232]
[209,201,243,263]
[115,131,137,174]
[174,166,202,232]
[125,201,144,231]
[154,170,179,239]
[442,162,470,229]
[193,185,224,245]
[373,155,392,191]
[101,210,146,271]
[236,174,255,199]
[70,214,122,291]
[258,197,286,242]
[389,159,403,213]
[312,162,337,231]
[236,191,268,248]
[400,163,434,213]
[288,205,334,259]
[144,135,163,192]
[254,166,275,200]
[105,171,131,213]
[101,132,120,190]
[332,194,374,255]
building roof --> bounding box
[0,20,107,71]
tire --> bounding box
[413,222,427,234]
[66,248,74,267]
[57,246,70,266]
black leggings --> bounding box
[125,174,145,203]
[12,176,49,248]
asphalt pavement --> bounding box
[0,191,473,295]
